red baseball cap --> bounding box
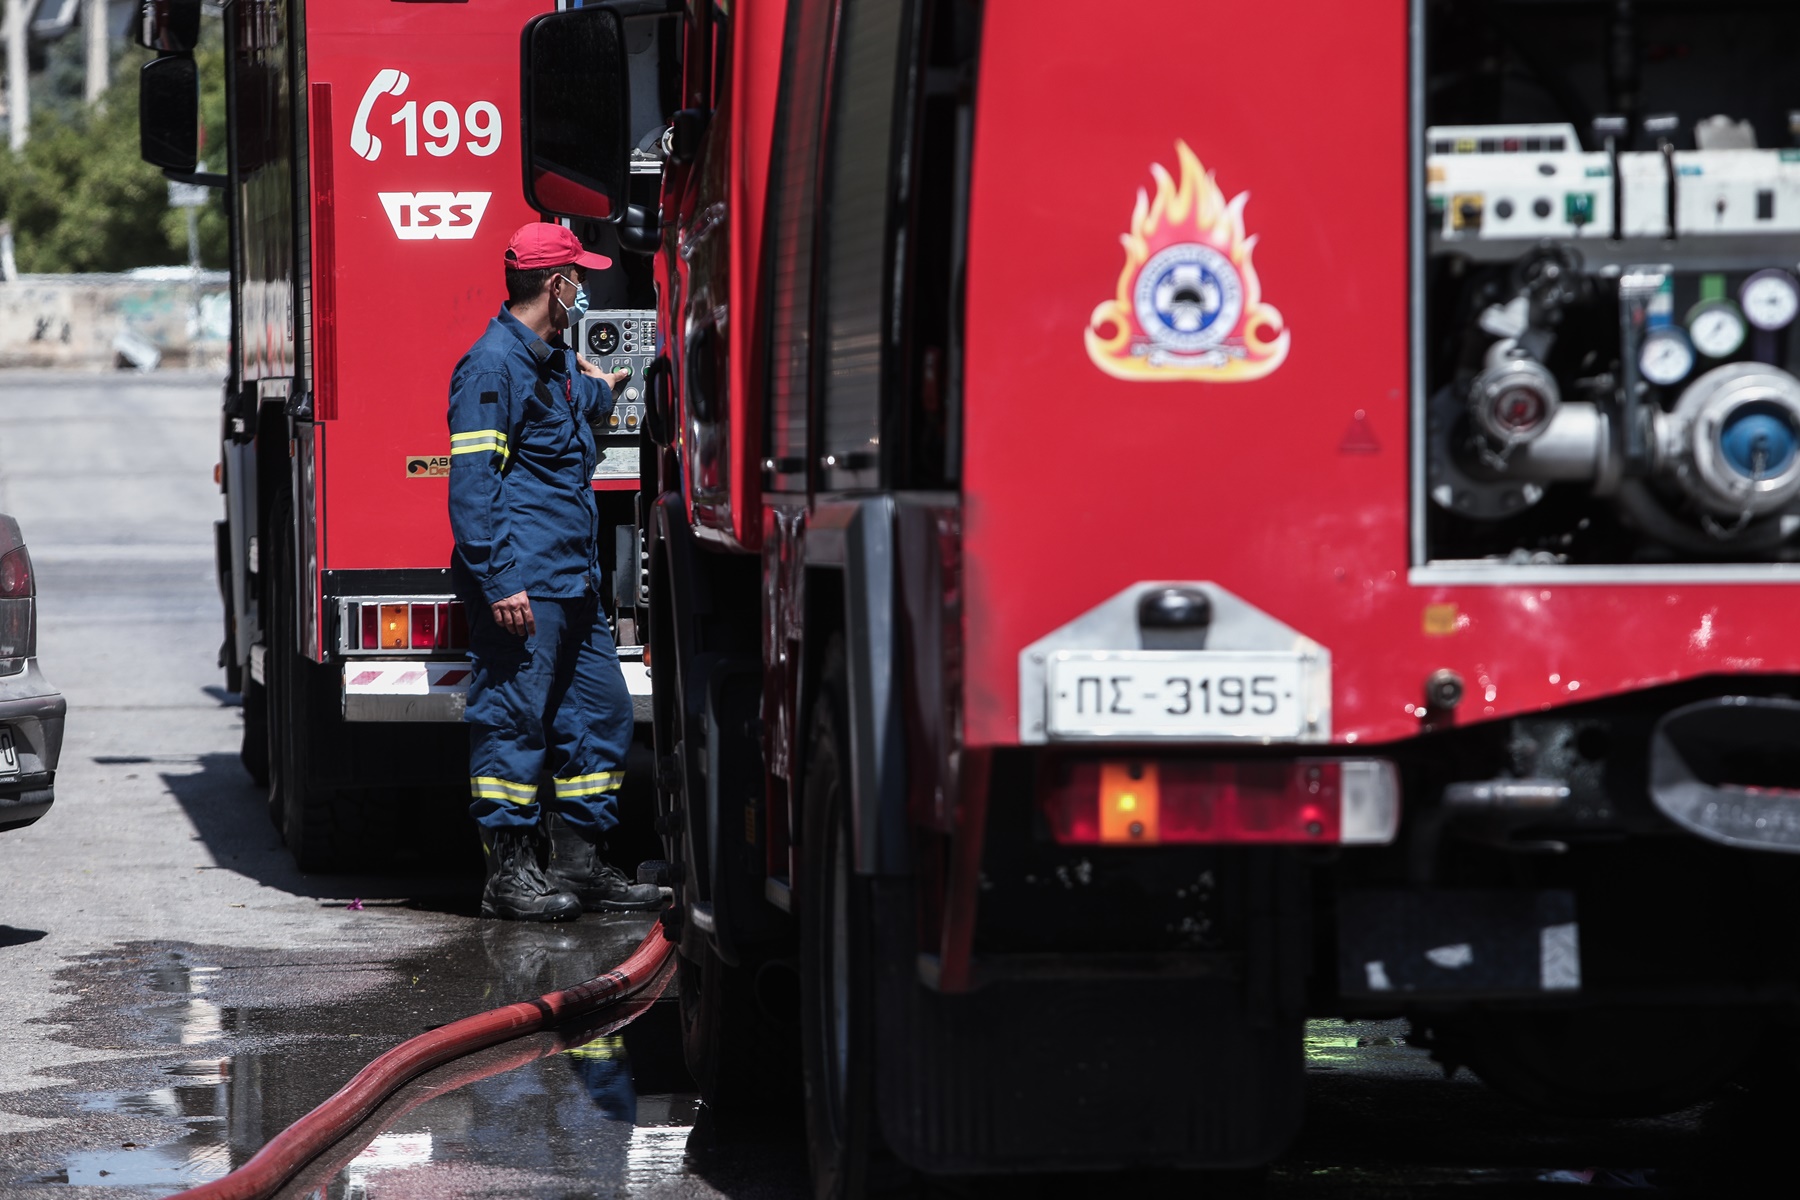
[504,222,612,271]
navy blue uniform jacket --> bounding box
[447,305,615,604]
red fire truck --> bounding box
[134,0,671,870]
[139,0,1800,1187]
[512,0,1800,1190]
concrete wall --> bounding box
[0,271,230,371]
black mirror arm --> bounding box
[163,169,228,189]
[666,108,708,165]
[617,204,661,255]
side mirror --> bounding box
[134,0,203,53]
[520,7,630,223]
[140,54,199,174]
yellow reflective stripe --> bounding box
[553,772,623,797]
[565,1036,624,1061]
[450,429,510,461]
[471,787,535,805]
[471,776,536,795]
[470,776,537,804]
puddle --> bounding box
[22,918,815,1197]
[63,1134,232,1188]
[29,939,1746,1197]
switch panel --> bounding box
[576,309,657,480]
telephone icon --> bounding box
[350,68,411,162]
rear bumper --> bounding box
[339,657,652,722]
[0,660,65,832]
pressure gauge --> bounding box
[1740,270,1800,332]
[586,321,621,356]
[1688,301,1747,359]
[1639,327,1696,387]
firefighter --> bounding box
[447,222,666,922]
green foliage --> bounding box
[0,32,229,274]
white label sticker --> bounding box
[1425,943,1474,970]
[1540,922,1582,991]
[378,192,492,241]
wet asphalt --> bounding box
[0,370,1795,1198]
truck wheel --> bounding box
[677,945,796,1122]
[800,639,883,1200]
[1434,1006,1762,1117]
[264,498,346,873]
[239,678,270,787]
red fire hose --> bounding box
[175,926,676,1200]
[277,982,671,1200]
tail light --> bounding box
[0,547,31,598]
[1040,758,1400,847]
[0,547,34,670]
[343,600,470,653]
[379,604,410,649]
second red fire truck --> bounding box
[135,0,666,870]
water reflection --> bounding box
[340,1132,433,1198]
[50,921,714,1197]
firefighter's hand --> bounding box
[492,592,535,637]
[575,355,605,380]
[601,366,631,389]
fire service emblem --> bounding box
[1085,141,1290,382]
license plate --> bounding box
[0,728,17,777]
[1046,651,1312,740]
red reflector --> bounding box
[0,548,32,598]
[360,603,379,650]
[410,603,437,650]
[1041,759,1399,846]
[435,603,452,649]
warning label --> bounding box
[405,455,451,479]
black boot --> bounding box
[481,826,582,922]
[545,815,671,912]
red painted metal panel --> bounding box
[308,82,338,421]
[961,0,1800,750]
[727,0,788,551]
[306,0,547,571]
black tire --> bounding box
[1435,1006,1763,1117]
[677,946,797,1120]
[799,639,883,1200]
[264,496,347,873]
[239,677,270,787]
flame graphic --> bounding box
[1085,141,1290,382]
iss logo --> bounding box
[405,455,451,478]
[378,192,491,241]
[1086,142,1289,383]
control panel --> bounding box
[1428,121,1800,246]
[576,309,656,481]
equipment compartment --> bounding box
[1417,0,1800,571]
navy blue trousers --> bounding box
[464,593,631,836]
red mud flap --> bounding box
[1336,890,1581,1000]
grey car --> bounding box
[0,515,64,831]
